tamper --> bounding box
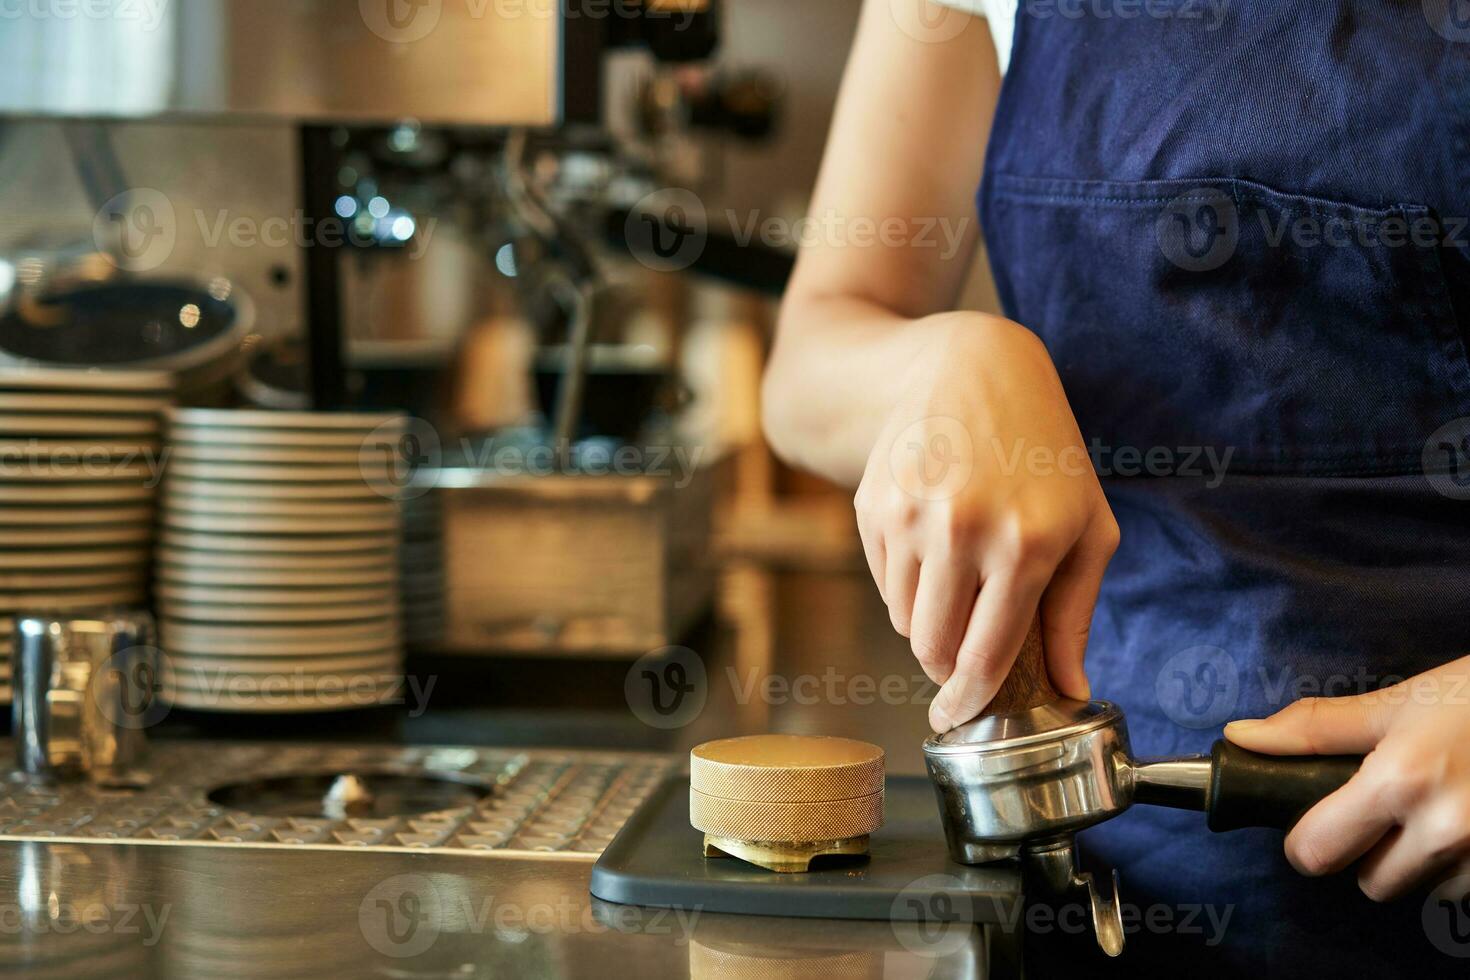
[923,618,1362,956]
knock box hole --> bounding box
[207,771,493,820]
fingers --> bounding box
[1224,692,1396,756]
[1284,769,1396,878]
[929,571,1046,732]
[884,548,921,637]
[1356,794,1470,902]
[908,558,979,686]
[1038,516,1118,700]
[1229,685,1406,891]
[1225,659,1470,901]
[856,517,887,602]
[1356,826,1438,902]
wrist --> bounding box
[891,312,1042,411]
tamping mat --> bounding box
[590,775,1022,923]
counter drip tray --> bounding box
[0,742,675,858]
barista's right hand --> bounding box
[854,313,1119,733]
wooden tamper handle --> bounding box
[979,614,1059,717]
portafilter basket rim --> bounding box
[922,699,1124,756]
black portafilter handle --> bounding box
[1205,739,1363,833]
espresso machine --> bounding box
[0,0,779,660]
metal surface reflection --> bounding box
[1,843,153,979]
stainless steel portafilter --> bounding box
[922,621,1362,957]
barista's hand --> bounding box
[1225,657,1470,900]
[855,312,1119,733]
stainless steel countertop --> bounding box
[0,811,1000,978]
[0,565,1009,977]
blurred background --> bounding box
[0,7,1037,975]
[0,0,1003,765]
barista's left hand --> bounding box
[1225,656,1470,901]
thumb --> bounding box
[1224,692,1394,756]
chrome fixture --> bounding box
[13,610,158,784]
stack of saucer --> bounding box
[0,368,174,701]
[400,491,445,648]
[157,408,407,713]
[0,617,9,700]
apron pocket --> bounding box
[982,174,1470,475]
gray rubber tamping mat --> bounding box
[590,775,1022,923]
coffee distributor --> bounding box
[689,734,885,873]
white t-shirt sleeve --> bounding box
[932,0,1015,71]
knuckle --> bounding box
[1396,769,1435,812]
[910,633,950,669]
[1451,798,1470,849]
[894,497,924,530]
[931,684,964,721]
[1056,616,1093,649]
[889,608,912,638]
[1298,694,1328,729]
[1361,746,1432,815]
[1356,745,1396,783]
[1279,697,1326,749]
[942,507,986,546]
[1294,695,1326,721]
[1358,872,1393,903]
[1287,832,1334,877]
[1389,762,1434,812]
[958,643,1011,687]
[1005,522,1064,566]
[936,683,983,723]
[1425,798,1470,856]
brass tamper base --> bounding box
[702,833,870,873]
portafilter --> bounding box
[923,618,1362,957]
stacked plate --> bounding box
[157,408,407,713]
[0,368,175,700]
[400,491,445,647]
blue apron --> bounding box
[979,3,1470,975]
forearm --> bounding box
[756,2,1113,734]
[761,0,1000,485]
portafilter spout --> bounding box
[922,617,1364,957]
